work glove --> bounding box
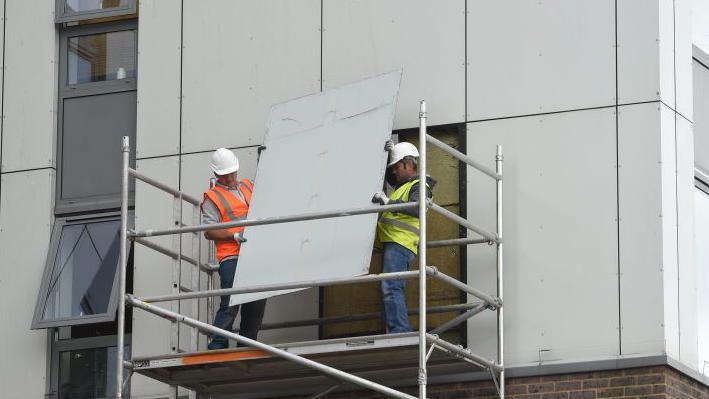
[384,140,394,152]
[233,232,248,243]
[372,191,390,205]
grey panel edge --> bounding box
[694,45,709,70]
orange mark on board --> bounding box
[182,349,271,365]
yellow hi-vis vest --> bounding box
[376,178,426,254]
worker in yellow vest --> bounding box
[202,148,266,350]
[372,142,436,333]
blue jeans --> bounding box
[208,257,267,350]
[381,242,415,333]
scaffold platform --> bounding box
[130,333,482,398]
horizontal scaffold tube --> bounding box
[427,237,491,248]
[426,266,502,308]
[129,168,201,206]
[138,270,420,303]
[132,237,218,272]
[426,333,503,372]
[127,295,417,399]
[260,303,481,330]
[425,134,502,181]
[131,202,418,238]
[429,201,501,244]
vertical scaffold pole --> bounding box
[116,136,130,398]
[418,100,428,399]
[496,145,505,398]
[169,194,181,399]
[207,178,217,325]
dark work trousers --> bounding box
[208,257,267,350]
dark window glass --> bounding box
[67,30,136,85]
[42,219,120,321]
[58,345,129,399]
[60,91,137,207]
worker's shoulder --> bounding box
[412,175,437,189]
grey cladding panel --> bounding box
[230,71,402,305]
[60,91,137,208]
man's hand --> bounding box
[384,140,394,152]
[233,232,248,243]
[372,191,390,205]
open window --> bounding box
[55,0,137,24]
[31,214,129,329]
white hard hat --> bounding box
[388,142,420,167]
[210,148,239,175]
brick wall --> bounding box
[302,366,708,399]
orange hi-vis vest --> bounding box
[202,179,254,262]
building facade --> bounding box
[0,0,708,398]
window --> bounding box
[56,0,137,24]
[57,21,137,214]
[694,50,709,180]
[50,335,131,399]
[67,30,136,85]
[32,214,125,329]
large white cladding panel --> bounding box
[659,0,676,109]
[1,0,56,172]
[677,115,698,369]
[695,60,709,175]
[675,0,693,121]
[322,0,465,128]
[466,108,619,365]
[131,156,180,397]
[660,104,680,358]
[230,72,400,306]
[617,0,661,104]
[180,149,319,344]
[180,0,320,153]
[136,0,182,159]
[617,103,665,355]
[0,170,53,398]
[467,0,615,121]
[696,188,709,372]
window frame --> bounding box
[49,334,131,399]
[56,20,137,215]
[59,21,138,96]
[694,45,709,182]
[55,0,137,24]
[31,212,127,329]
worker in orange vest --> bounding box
[202,148,266,350]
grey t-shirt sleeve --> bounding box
[201,198,222,225]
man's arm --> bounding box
[202,199,238,242]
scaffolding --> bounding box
[115,101,505,399]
